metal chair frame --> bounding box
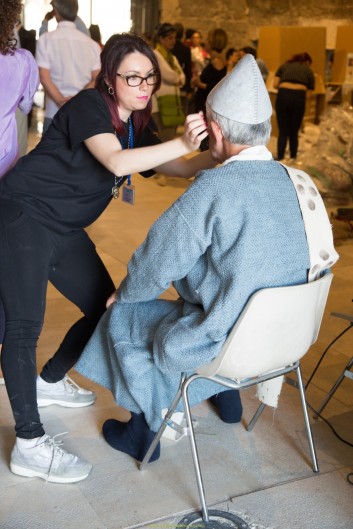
[139,274,333,523]
[140,361,317,522]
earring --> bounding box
[108,86,115,96]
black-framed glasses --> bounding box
[116,73,159,87]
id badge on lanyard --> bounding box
[112,118,135,206]
[122,176,135,206]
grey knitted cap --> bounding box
[207,54,272,124]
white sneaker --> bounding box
[37,375,96,408]
[10,434,92,483]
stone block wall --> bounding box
[160,0,353,50]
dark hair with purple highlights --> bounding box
[96,33,161,138]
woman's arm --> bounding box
[156,51,183,86]
[173,55,186,87]
[155,150,216,178]
[84,113,208,178]
[273,76,280,89]
[39,67,71,108]
[18,51,40,114]
[83,69,100,90]
[192,74,207,90]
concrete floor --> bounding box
[0,108,352,529]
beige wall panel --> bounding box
[331,26,353,83]
[258,26,326,81]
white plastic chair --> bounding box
[140,273,333,523]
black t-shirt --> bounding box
[275,62,315,90]
[0,89,161,233]
[194,63,227,113]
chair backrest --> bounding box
[197,273,333,380]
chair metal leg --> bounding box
[246,402,266,432]
[181,378,210,523]
[305,322,353,390]
[247,375,297,432]
[315,356,353,416]
[139,378,184,471]
[296,365,319,473]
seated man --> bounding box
[76,54,337,463]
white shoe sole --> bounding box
[37,398,96,408]
[10,462,91,483]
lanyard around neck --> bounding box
[112,118,134,198]
[115,118,134,185]
[123,118,134,185]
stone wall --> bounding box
[160,0,353,49]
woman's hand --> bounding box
[191,75,207,90]
[181,112,208,151]
[191,74,199,88]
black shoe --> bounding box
[102,412,160,462]
[209,389,242,423]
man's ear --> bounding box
[209,120,223,144]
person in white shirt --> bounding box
[39,10,89,36]
[36,0,101,133]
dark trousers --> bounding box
[275,88,307,160]
[0,300,4,344]
[0,202,115,438]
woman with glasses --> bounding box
[0,33,211,484]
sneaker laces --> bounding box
[39,432,68,481]
[62,375,81,394]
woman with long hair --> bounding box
[0,0,39,383]
[0,33,212,484]
[193,28,228,150]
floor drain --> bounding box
[176,509,251,529]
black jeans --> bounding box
[0,299,4,344]
[0,202,115,438]
[275,88,306,160]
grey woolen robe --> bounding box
[76,159,310,431]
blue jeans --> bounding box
[0,201,115,438]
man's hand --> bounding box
[44,10,54,21]
[106,291,117,309]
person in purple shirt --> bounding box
[0,0,39,382]
[0,2,39,178]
